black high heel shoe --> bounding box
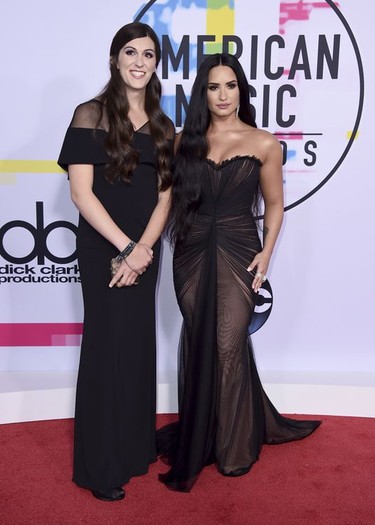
[219,466,251,477]
[91,487,125,501]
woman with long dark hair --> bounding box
[157,53,320,492]
[58,22,174,501]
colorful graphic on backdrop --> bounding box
[0,0,365,345]
[136,0,364,210]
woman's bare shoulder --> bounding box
[247,127,281,156]
[249,127,278,143]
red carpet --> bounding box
[1,414,374,525]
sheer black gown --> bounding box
[157,155,321,492]
[58,99,174,490]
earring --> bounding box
[235,105,240,119]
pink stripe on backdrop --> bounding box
[0,323,83,347]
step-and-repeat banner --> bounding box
[1,1,374,384]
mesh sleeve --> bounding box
[57,101,108,171]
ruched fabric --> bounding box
[157,156,321,492]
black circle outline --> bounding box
[248,279,273,334]
[136,0,365,213]
[134,0,158,22]
[285,0,365,211]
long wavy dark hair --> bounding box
[169,53,257,245]
[98,22,172,189]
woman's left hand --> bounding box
[109,259,140,288]
[247,251,271,293]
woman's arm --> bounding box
[110,187,171,287]
[135,132,178,250]
[138,187,171,248]
[247,135,284,292]
[69,164,152,287]
[69,164,130,250]
[112,129,176,284]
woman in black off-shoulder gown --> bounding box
[58,23,174,501]
[157,53,320,492]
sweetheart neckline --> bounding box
[206,154,263,169]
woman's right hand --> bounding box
[108,244,153,288]
[124,243,153,274]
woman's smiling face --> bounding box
[116,36,157,92]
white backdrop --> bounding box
[1,1,374,416]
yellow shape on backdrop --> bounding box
[0,173,17,185]
[346,130,360,140]
[206,1,235,54]
[0,160,64,174]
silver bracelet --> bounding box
[114,240,136,262]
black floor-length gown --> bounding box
[58,99,174,490]
[157,155,321,492]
